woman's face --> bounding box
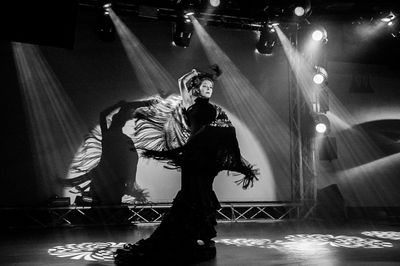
[198,79,213,98]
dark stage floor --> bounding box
[1,220,400,266]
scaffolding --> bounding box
[288,23,317,219]
[0,202,301,228]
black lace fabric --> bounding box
[140,103,259,189]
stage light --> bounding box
[184,11,195,17]
[209,0,220,7]
[311,27,327,43]
[97,6,115,42]
[256,24,277,55]
[172,16,194,48]
[313,73,324,84]
[314,113,330,134]
[177,0,197,18]
[380,12,400,37]
[293,0,311,17]
[294,7,305,17]
[103,3,112,10]
[380,11,396,23]
[316,123,327,133]
[313,66,328,85]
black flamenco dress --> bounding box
[115,97,258,264]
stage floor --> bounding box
[1,220,400,265]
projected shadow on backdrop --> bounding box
[62,99,155,205]
[63,95,274,204]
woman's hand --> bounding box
[179,69,198,82]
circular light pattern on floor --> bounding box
[330,236,393,248]
[48,232,399,262]
[213,238,272,248]
[48,242,124,262]
[361,231,400,240]
[284,234,334,243]
[216,233,394,250]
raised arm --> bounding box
[178,69,198,109]
[99,100,126,133]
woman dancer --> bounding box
[115,65,259,265]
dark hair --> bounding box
[187,64,222,92]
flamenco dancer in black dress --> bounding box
[115,65,259,265]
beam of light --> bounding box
[276,27,397,206]
[338,152,400,179]
[191,17,292,183]
[277,25,374,148]
[108,9,176,98]
[300,27,328,58]
[12,42,86,191]
[275,26,319,111]
[325,112,352,131]
[354,20,386,40]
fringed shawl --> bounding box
[67,94,258,190]
[136,95,259,189]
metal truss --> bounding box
[288,24,317,219]
[1,202,300,228]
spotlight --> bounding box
[97,6,115,42]
[314,113,330,134]
[103,2,112,10]
[209,0,220,7]
[293,0,311,17]
[311,27,328,43]
[256,24,277,55]
[294,7,305,17]
[313,66,328,85]
[378,11,400,37]
[380,11,396,23]
[184,10,195,17]
[172,16,194,48]
[316,123,327,134]
[177,0,198,17]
